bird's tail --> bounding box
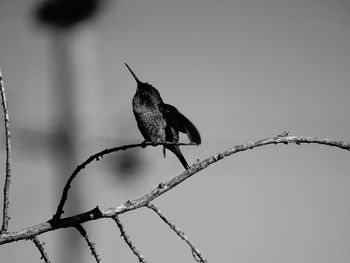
[167,145,189,170]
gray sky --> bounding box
[0,0,350,262]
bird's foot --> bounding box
[152,138,164,146]
[141,141,148,148]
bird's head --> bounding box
[125,62,163,104]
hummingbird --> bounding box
[125,63,201,170]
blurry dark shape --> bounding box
[50,126,76,157]
[35,0,105,28]
[12,126,72,158]
[107,147,145,181]
[32,0,107,261]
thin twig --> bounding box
[31,236,51,263]
[113,215,148,263]
[0,67,12,233]
[75,224,101,263]
[52,141,196,221]
[1,135,349,245]
[147,203,207,262]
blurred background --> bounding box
[0,0,350,262]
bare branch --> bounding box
[75,224,101,263]
[0,207,103,245]
[0,135,349,246]
[113,215,148,263]
[52,141,196,221]
[147,203,207,263]
[30,236,51,263]
[0,67,12,233]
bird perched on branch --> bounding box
[125,63,201,170]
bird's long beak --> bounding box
[125,62,142,85]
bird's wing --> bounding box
[160,103,201,145]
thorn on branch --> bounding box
[192,249,202,262]
[75,224,101,263]
[275,131,289,138]
[147,203,207,263]
[30,236,51,263]
[113,215,148,263]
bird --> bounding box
[125,62,201,170]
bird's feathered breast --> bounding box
[133,83,163,109]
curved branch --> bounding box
[0,67,12,233]
[102,134,350,218]
[52,141,196,221]
[1,134,349,246]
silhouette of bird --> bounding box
[125,63,201,169]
